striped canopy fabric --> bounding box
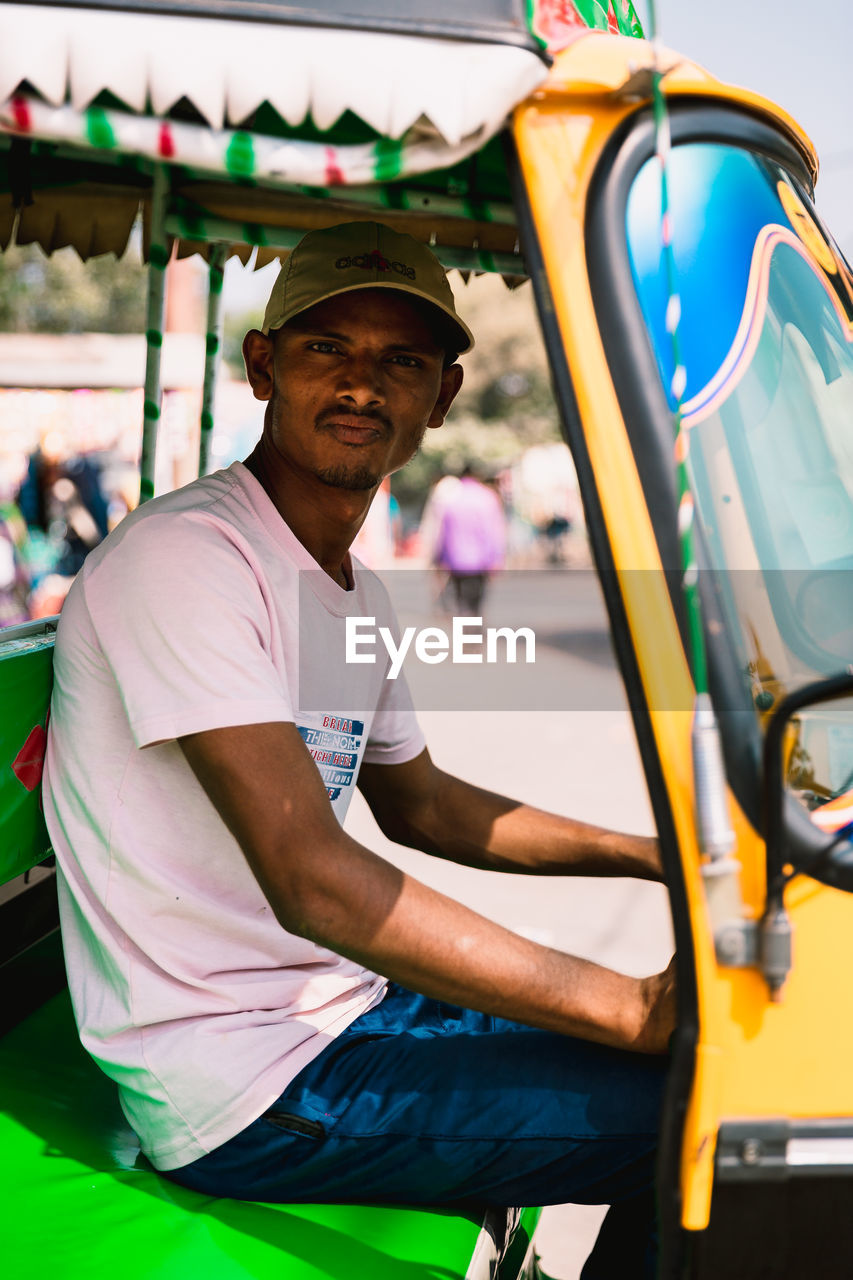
[0,5,547,143]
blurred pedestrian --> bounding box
[0,496,30,627]
[432,464,507,614]
[417,472,460,560]
[18,447,110,582]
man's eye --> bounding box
[308,341,339,354]
[389,354,420,368]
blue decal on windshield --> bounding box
[627,145,793,407]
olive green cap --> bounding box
[261,221,474,354]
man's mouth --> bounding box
[317,412,390,445]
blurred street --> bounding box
[344,566,675,1279]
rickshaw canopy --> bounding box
[0,0,644,271]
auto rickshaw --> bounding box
[2,2,853,1276]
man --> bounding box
[44,222,674,1279]
[431,462,506,613]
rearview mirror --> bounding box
[763,670,853,898]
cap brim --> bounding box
[263,279,474,355]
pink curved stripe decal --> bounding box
[682,225,853,428]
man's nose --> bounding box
[336,354,386,407]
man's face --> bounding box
[243,289,463,492]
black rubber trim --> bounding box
[585,102,816,841]
[504,131,697,1280]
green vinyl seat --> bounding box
[0,937,540,1280]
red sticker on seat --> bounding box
[12,724,47,792]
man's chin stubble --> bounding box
[315,464,382,491]
[314,427,427,492]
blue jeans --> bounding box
[163,985,667,1278]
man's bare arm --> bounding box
[358,748,663,881]
[179,722,675,1055]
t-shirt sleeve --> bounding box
[358,573,425,766]
[83,512,293,747]
[362,666,425,766]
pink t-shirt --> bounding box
[43,462,425,1171]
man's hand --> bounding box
[635,956,678,1055]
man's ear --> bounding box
[427,363,464,431]
[242,330,275,402]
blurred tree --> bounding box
[223,307,263,377]
[0,241,147,334]
[391,409,561,519]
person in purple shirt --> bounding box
[432,464,507,612]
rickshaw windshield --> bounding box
[626,142,853,821]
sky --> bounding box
[635,0,853,255]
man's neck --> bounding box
[243,443,373,588]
